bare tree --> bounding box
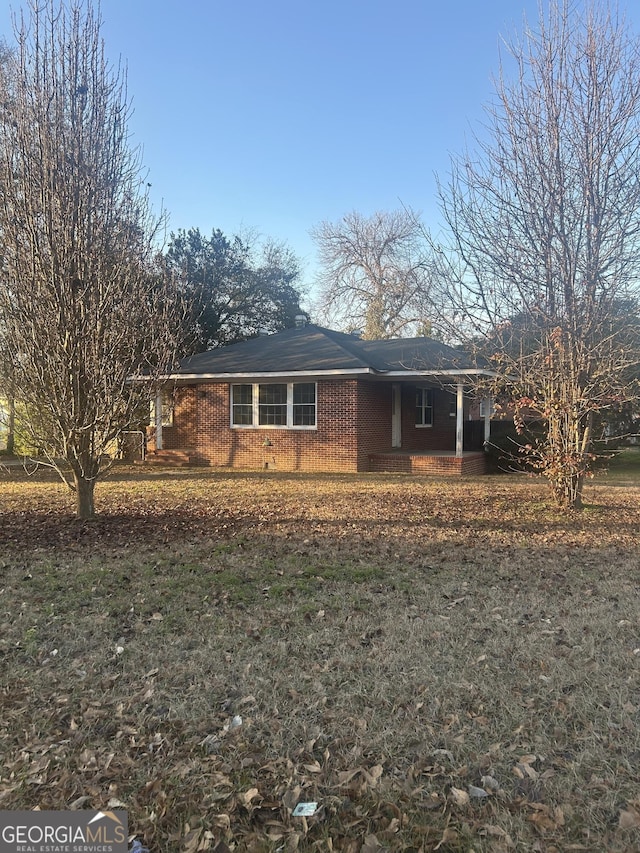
[432,1,640,509]
[0,0,181,518]
[311,208,431,339]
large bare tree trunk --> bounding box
[73,472,96,520]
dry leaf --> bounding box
[449,786,470,806]
[361,834,381,852]
[240,787,260,806]
[481,824,516,849]
[362,764,383,786]
[181,828,202,853]
[434,827,458,850]
[336,767,362,785]
[483,824,508,837]
[619,807,640,829]
[282,786,302,811]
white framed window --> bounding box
[479,397,495,419]
[150,391,174,427]
[231,382,317,429]
[231,384,253,425]
[415,387,433,427]
[259,383,288,425]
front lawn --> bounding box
[0,467,639,851]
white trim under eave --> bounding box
[150,367,377,381]
[132,367,499,382]
[382,369,500,379]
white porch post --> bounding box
[155,391,163,451]
[391,383,401,448]
[483,396,492,444]
[455,382,464,458]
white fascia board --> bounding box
[133,366,499,383]
[156,367,376,382]
[382,368,500,380]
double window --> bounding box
[415,387,433,427]
[232,382,317,428]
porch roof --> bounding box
[168,325,497,382]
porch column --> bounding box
[155,391,163,451]
[483,396,492,444]
[455,382,464,458]
[391,383,401,448]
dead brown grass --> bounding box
[0,466,639,852]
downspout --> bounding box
[455,382,464,458]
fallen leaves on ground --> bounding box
[1,466,639,851]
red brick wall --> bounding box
[155,379,478,472]
[160,380,362,472]
[164,386,198,449]
[355,381,392,469]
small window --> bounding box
[479,398,495,419]
[416,387,433,427]
[150,391,174,427]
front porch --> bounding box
[368,450,487,476]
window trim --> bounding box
[231,382,317,430]
[415,386,434,428]
[150,391,174,428]
[479,397,495,419]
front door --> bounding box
[391,383,402,448]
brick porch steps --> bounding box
[143,449,208,467]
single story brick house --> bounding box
[147,324,497,474]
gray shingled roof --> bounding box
[171,325,489,379]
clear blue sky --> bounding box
[1,1,636,299]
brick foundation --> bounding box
[368,451,487,476]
